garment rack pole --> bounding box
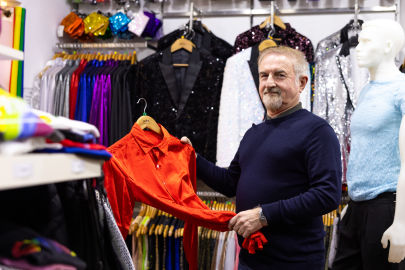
[162,5,397,18]
[55,42,149,50]
[197,191,229,199]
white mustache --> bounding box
[264,88,281,95]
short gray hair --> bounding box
[258,46,309,80]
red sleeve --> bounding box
[103,158,136,238]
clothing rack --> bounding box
[197,191,228,199]
[162,5,397,18]
[55,41,152,50]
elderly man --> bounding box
[182,46,342,269]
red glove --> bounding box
[242,231,268,254]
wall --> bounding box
[19,0,71,92]
[8,0,405,90]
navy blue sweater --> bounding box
[197,109,342,269]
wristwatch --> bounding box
[259,207,268,226]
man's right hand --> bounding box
[180,136,193,147]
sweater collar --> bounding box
[266,102,302,120]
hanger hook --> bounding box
[137,98,147,115]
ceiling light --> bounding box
[0,0,21,8]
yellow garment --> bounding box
[84,13,109,36]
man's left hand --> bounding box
[229,208,264,238]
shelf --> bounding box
[0,153,104,191]
[0,44,24,61]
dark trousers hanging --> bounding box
[332,192,405,270]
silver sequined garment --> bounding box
[313,28,368,182]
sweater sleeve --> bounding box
[196,152,241,198]
[262,123,342,225]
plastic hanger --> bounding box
[135,98,162,135]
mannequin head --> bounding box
[355,19,404,69]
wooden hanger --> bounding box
[259,15,286,30]
[170,36,196,54]
[135,98,162,135]
[258,36,278,52]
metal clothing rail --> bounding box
[197,191,229,199]
[55,41,150,50]
[162,5,397,18]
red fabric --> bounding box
[103,124,267,270]
[242,232,268,254]
[69,59,87,119]
[48,139,107,150]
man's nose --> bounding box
[265,75,276,88]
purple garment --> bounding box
[0,258,77,270]
[141,11,162,38]
[233,23,314,63]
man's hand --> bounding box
[229,208,264,238]
[180,136,193,147]
[381,222,405,263]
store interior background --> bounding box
[1,0,403,109]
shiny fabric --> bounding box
[233,23,314,64]
[109,12,131,35]
[103,124,267,270]
[133,47,225,162]
[60,12,84,39]
[141,11,162,38]
[157,21,233,61]
[103,124,235,270]
[216,46,311,166]
[313,23,368,183]
[69,59,87,119]
[83,12,109,36]
[128,12,149,36]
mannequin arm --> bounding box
[381,117,405,263]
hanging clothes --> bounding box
[233,23,314,64]
[34,54,134,147]
[312,21,368,183]
[157,20,233,61]
[132,46,225,162]
[103,123,267,270]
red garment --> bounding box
[103,124,266,270]
[69,59,87,119]
[48,139,107,150]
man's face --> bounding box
[258,54,303,116]
[356,27,386,68]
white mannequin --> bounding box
[355,19,405,263]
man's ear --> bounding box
[299,76,308,92]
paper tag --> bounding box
[57,25,65,38]
[72,160,85,174]
[13,163,33,179]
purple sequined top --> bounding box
[233,23,314,63]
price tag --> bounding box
[72,160,85,174]
[57,25,64,38]
[13,163,33,179]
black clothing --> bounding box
[133,47,226,162]
[332,193,405,270]
[157,21,233,61]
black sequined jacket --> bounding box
[157,21,233,61]
[132,47,225,162]
[233,23,314,64]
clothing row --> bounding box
[0,177,133,270]
[32,55,135,147]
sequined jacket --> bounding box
[133,47,225,162]
[157,21,233,61]
[216,45,312,167]
[313,24,368,182]
[233,23,314,64]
